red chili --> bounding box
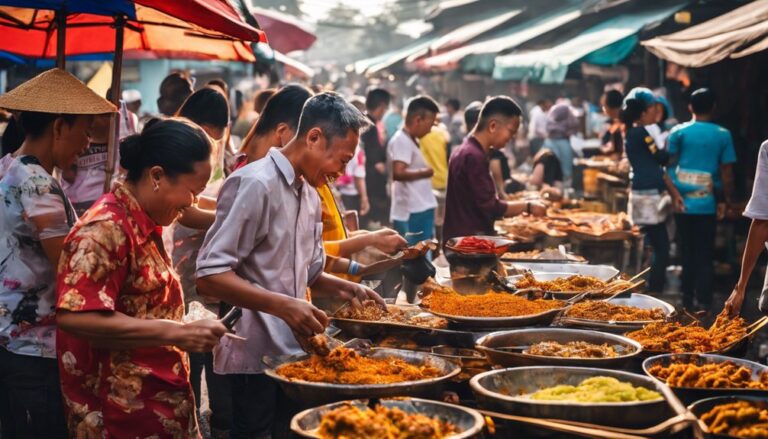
[456,236,496,251]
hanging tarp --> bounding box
[642,0,768,67]
[493,2,686,83]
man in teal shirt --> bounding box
[668,88,736,311]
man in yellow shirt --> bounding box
[419,124,450,246]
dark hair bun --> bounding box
[119,117,211,183]
[119,134,142,171]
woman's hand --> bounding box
[172,319,228,352]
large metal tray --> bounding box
[263,348,461,406]
[688,395,768,439]
[476,328,642,369]
[423,305,565,329]
[558,293,676,333]
[290,398,485,439]
[470,366,673,429]
[642,353,768,405]
[506,263,618,280]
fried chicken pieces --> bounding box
[649,361,768,389]
[701,401,768,438]
[626,313,747,353]
[318,404,456,439]
[566,301,666,322]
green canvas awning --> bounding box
[352,36,436,75]
[353,6,521,75]
[411,5,583,73]
[493,3,686,83]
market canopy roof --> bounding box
[406,8,522,63]
[410,5,583,73]
[641,0,768,67]
[0,0,265,42]
[355,7,521,75]
[0,4,259,61]
[493,2,685,83]
[251,6,315,53]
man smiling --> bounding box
[196,92,384,438]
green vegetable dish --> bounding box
[530,376,663,403]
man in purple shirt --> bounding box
[444,96,546,241]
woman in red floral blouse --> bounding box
[55,118,227,439]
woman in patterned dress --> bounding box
[0,68,116,439]
[55,118,227,439]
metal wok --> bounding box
[643,353,768,405]
[470,366,673,428]
[476,328,642,369]
[290,397,485,438]
[263,348,461,406]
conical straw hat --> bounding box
[0,68,116,114]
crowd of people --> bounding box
[0,65,764,439]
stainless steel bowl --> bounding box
[507,264,619,281]
[688,395,768,438]
[558,293,676,333]
[290,398,485,438]
[643,353,768,405]
[470,366,672,428]
[264,348,461,406]
[476,328,642,369]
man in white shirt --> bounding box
[726,138,768,316]
[389,95,439,245]
[528,97,552,155]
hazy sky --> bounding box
[300,0,387,22]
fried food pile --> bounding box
[529,376,662,403]
[514,273,606,292]
[566,301,666,322]
[701,401,768,438]
[648,360,768,389]
[421,281,564,318]
[626,313,747,353]
[276,347,442,384]
[525,341,619,358]
[335,300,449,329]
[497,211,636,240]
[318,404,456,439]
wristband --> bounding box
[348,261,361,275]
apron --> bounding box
[628,189,671,226]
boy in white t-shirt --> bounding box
[388,96,439,245]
